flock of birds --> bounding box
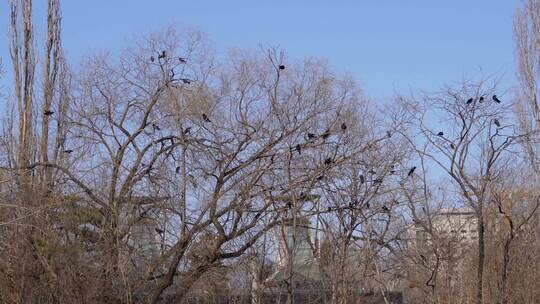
[40,51,504,215]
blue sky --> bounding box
[0,1,519,102]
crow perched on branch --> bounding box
[202,113,211,123]
[184,127,192,134]
[324,158,333,165]
[359,175,365,184]
[179,57,187,63]
[437,131,444,136]
[307,133,316,140]
[408,166,416,177]
[63,149,73,154]
[44,110,54,116]
[493,119,501,127]
[466,98,473,104]
[492,95,502,103]
[295,144,301,154]
[450,143,456,149]
[158,50,166,59]
[341,122,347,130]
[278,65,285,70]
[479,96,484,103]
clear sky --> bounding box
[0,0,519,102]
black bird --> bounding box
[322,129,331,139]
[359,174,365,184]
[150,56,155,62]
[341,122,347,130]
[479,96,485,103]
[386,130,392,138]
[278,65,285,70]
[466,98,474,104]
[317,174,324,181]
[493,119,501,127]
[437,131,444,136]
[450,143,456,149]
[307,133,316,140]
[44,110,54,116]
[175,166,181,174]
[179,57,187,63]
[492,95,502,103]
[152,123,161,131]
[63,149,73,154]
[295,144,301,154]
[348,202,353,209]
[324,158,333,165]
[382,205,390,212]
[155,227,164,234]
[181,78,191,84]
[327,206,332,212]
[365,202,370,209]
[202,113,211,123]
[408,166,416,177]
[158,50,166,59]
[184,127,192,134]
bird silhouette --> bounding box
[175,166,181,174]
[365,202,370,208]
[150,56,155,62]
[179,57,187,63]
[450,143,456,149]
[63,149,73,154]
[307,133,316,140]
[322,129,331,139]
[493,119,501,127]
[317,175,324,180]
[152,123,161,131]
[278,65,285,70]
[386,130,392,138]
[155,227,164,234]
[359,175,365,184]
[327,206,332,212]
[181,78,191,84]
[202,113,211,123]
[479,96,485,103]
[184,127,192,134]
[158,50,166,59]
[466,98,473,104]
[44,110,54,116]
[295,144,301,154]
[437,131,444,136]
[324,158,333,165]
[492,95,502,103]
[408,166,416,177]
[341,122,347,130]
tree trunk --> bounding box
[475,215,485,304]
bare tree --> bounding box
[514,0,540,175]
[400,79,520,304]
